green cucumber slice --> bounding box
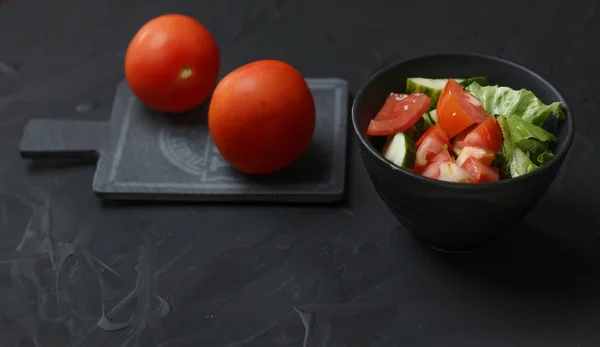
[406,78,465,111]
[421,112,433,131]
[406,78,457,110]
[382,132,416,169]
[406,77,491,111]
[428,109,438,124]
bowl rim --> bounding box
[351,52,575,189]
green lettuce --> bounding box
[496,116,513,177]
[497,114,557,177]
[466,82,565,126]
[505,114,556,147]
[509,147,539,177]
[536,151,554,165]
[505,115,556,166]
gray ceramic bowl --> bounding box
[352,53,575,252]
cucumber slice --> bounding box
[382,132,416,169]
[429,109,438,124]
[406,78,465,111]
[406,77,491,111]
[421,112,433,131]
[404,123,423,142]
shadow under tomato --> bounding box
[141,98,210,127]
[242,136,329,180]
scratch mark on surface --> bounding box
[293,306,314,347]
[340,208,356,217]
[224,319,281,347]
[11,194,68,322]
[77,234,170,346]
[89,254,122,277]
[156,236,201,276]
[117,237,171,347]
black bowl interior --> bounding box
[353,53,574,184]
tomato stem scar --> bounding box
[179,67,192,79]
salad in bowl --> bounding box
[366,77,565,184]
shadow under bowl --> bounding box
[351,53,575,252]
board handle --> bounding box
[20,119,107,160]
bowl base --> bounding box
[406,227,500,254]
[418,238,492,254]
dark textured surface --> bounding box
[352,54,574,251]
[1,0,600,346]
[19,78,348,203]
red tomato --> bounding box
[436,79,488,139]
[414,124,451,168]
[455,146,495,167]
[416,124,450,147]
[208,60,316,175]
[460,158,500,183]
[421,162,441,179]
[452,124,476,155]
[431,149,453,164]
[461,115,503,153]
[366,93,431,136]
[423,162,474,183]
[414,148,452,174]
[125,14,220,113]
[416,124,450,148]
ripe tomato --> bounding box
[436,79,487,139]
[460,157,500,183]
[416,123,449,148]
[452,124,476,155]
[431,149,453,165]
[423,162,474,183]
[366,93,431,136]
[125,14,220,113]
[455,146,495,167]
[208,60,315,175]
[415,148,452,174]
[414,124,451,168]
[461,115,503,153]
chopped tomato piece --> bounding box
[455,146,495,167]
[423,162,474,183]
[461,115,503,153]
[366,93,432,136]
[415,148,453,174]
[436,79,488,139]
[421,162,442,179]
[414,124,451,168]
[416,123,448,148]
[452,124,476,155]
[460,157,500,183]
[431,149,453,164]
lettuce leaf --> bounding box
[509,147,539,177]
[505,114,556,148]
[497,114,556,177]
[466,82,565,126]
[496,116,513,177]
[505,115,557,166]
[536,151,554,165]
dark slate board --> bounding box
[20,78,349,203]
